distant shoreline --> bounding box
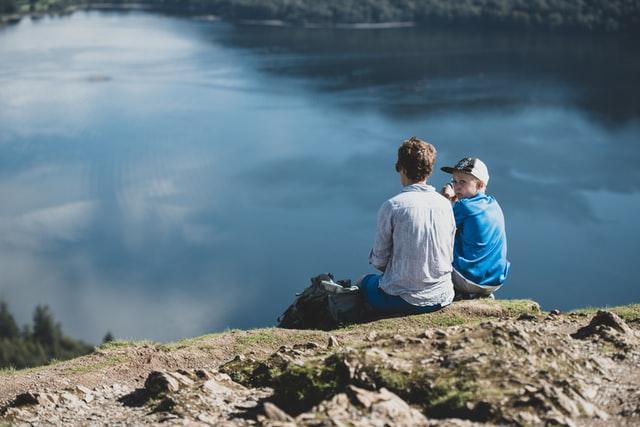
[238,19,416,30]
[2,0,639,33]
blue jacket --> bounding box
[453,193,510,286]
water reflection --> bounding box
[0,12,638,342]
[217,26,640,124]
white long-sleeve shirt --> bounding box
[369,183,456,306]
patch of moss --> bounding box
[427,378,477,418]
[219,353,287,388]
[270,355,349,414]
[495,299,541,317]
[263,347,490,420]
[219,357,262,386]
[366,366,478,418]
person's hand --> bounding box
[441,183,457,202]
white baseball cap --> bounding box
[441,157,490,185]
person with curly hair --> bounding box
[359,137,456,315]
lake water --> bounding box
[0,11,639,343]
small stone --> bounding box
[545,414,577,427]
[347,385,378,408]
[366,331,378,341]
[202,379,232,395]
[550,309,561,316]
[8,392,39,408]
[167,371,195,387]
[572,311,633,340]
[393,334,407,344]
[177,369,197,380]
[195,369,214,380]
[76,385,92,395]
[235,400,259,409]
[328,335,340,348]
[553,389,580,417]
[197,413,219,423]
[60,392,85,409]
[144,371,180,396]
[153,396,176,413]
[519,411,542,424]
[263,402,294,421]
[295,341,320,350]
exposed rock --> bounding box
[328,335,340,348]
[263,402,294,421]
[572,311,633,338]
[517,313,538,321]
[1,303,638,426]
[144,371,180,396]
[295,341,320,350]
[571,311,638,352]
[295,386,428,427]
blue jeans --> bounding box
[358,274,445,315]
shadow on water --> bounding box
[210,25,640,125]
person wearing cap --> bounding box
[440,157,510,299]
[359,137,456,315]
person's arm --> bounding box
[369,201,393,272]
[440,183,458,202]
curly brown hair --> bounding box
[395,136,437,182]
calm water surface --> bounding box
[0,11,639,342]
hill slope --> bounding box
[1,299,639,425]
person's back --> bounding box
[373,185,455,305]
[361,137,456,315]
[453,192,508,286]
[441,157,510,297]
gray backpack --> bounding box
[277,273,368,330]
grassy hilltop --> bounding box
[1,299,639,425]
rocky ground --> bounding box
[1,300,639,426]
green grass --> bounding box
[157,333,224,351]
[2,300,636,380]
[611,304,640,322]
[63,354,125,375]
[572,303,640,322]
[97,339,153,351]
[494,299,541,317]
[235,328,283,349]
[0,358,65,377]
[342,299,540,334]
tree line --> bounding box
[0,0,79,14]
[0,300,98,370]
[2,0,639,33]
